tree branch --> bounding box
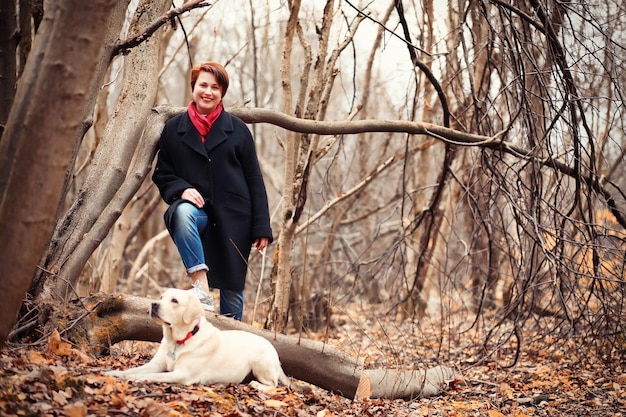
[343,0,431,57]
[112,0,211,58]
[295,141,435,235]
[158,104,626,229]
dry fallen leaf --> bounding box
[52,389,70,406]
[27,350,49,366]
[64,402,88,417]
[48,329,73,357]
[264,399,288,409]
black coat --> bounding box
[152,109,273,291]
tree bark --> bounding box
[0,0,17,139]
[69,293,456,400]
[0,0,118,349]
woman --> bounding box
[152,61,273,321]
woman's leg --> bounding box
[219,289,244,321]
[169,202,213,309]
[170,202,209,277]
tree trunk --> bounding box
[265,0,301,333]
[0,0,17,139]
[0,0,118,350]
[267,0,366,332]
[66,293,456,400]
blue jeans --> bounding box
[170,202,209,274]
[220,289,244,321]
[170,201,244,321]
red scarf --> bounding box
[187,101,223,142]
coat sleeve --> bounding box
[152,122,193,204]
[238,123,273,242]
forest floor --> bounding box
[0,302,624,417]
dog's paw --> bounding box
[104,370,125,378]
[249,380,279,393]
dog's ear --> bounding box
[183,293,204,324]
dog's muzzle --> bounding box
[150,302,160,318]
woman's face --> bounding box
[192,71,223,115]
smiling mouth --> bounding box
[153,316,171,326]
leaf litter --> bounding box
[1,304,624,416]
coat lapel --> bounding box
[204,111,234,155]
[177,113,208,158]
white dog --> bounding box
[106,288,290,391]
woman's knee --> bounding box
[172,202,207,232]
[173,202,197,222]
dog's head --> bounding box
[151,288,204,327]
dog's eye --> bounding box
[171,298,178,304]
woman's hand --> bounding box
[254,237,269,251]
[181,188,205,208]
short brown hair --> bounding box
[190,61,229,96]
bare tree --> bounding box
[0,0,119,348]
[425,0,626,361]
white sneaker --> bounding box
[189,280,214,311]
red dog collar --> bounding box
[176,319,201,345]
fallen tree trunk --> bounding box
[67,293,457,400]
